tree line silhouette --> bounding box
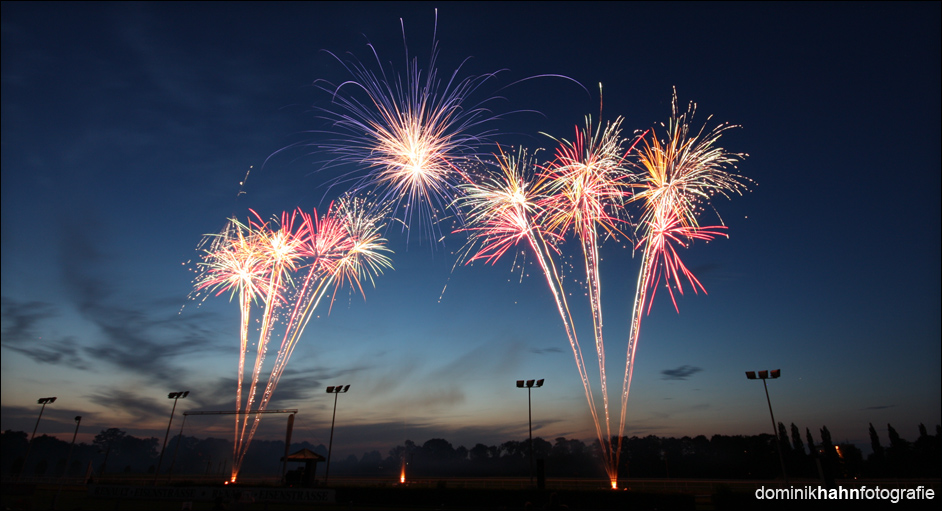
[2,422,938,481]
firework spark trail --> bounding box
[230,211,306,475]
[618,206,728,467]
[616,91,747,473]
[194,201,393,482]
[243,200,393,465]
[456,147,608,475]
[313,9,503,242]
[540,116,640,482]
[253,207,350,417]
[194,218,271,468]
[252,197,393,418]
[231,211,321,476]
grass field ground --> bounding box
[2,477,939,510]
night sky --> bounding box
[2,2,939,461]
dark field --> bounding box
[3,478,940,510]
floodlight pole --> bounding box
[324,385,349,486]
[282,412,295,484]
[19,397,56,482]
[155,391,188,484]
[528,384,533,485]
[516,379,544,486]
[53,416,81,509]
[746,370,788,483]
[64,416,82,477]
[167,413,188,482]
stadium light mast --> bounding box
[154,391,189,484]
[745,370,787,483]
[19,397,57,482]
[516,379,544,486]
[324,384,350,486]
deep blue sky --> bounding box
[2,2,939,460]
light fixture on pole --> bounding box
[324,384,349,486]
[19,397,57,482]
[745,370,788,483]
[154,391,189,484]
[516,379,544,486]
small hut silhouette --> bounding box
[282,448,325,487]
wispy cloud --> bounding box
[661,365,703,380]
[1,296,90,369]
[87,388,170,424]
[1,297,57,340]
[863,405,896,411]
[57,215,229,383]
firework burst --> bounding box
[453,90,746,487]
[538,114,642,484]
[195,200,393,482]
[456,146,609,476]
[332,196,396,300]
[616,90,747,474]
[314,10,503,242]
